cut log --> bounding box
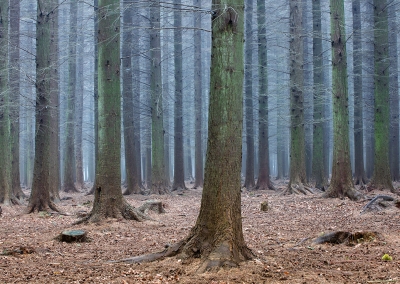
[58,230,87,243]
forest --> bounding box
[1,0,400,283]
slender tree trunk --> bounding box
[150,0,169,194]
[388,3,399,181]
[122,0,141,195]
[285,0,307,195]
[27,0,60,213]
[63,0,79,193]
[172,0,186,191]
[352,0,367,186]
[243,0,255,189]
[255,0,274,190]
[368,0,394,192]
[323,0,361,200]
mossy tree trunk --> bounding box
[255,0,274,191]
[352,0,367,186]
[0,0,13,205]
[311,0,328,190]
[79,0,146,223]
[63,0,79,193]
[122,0,141,195]
[150,0,169,194]
[368,0,395,192]
[27,0,60,213]
[172,0,186,191]
[323,0,361,201]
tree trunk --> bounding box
[352,0,367,186]
[27,0,59,213]
[323,0,361,201]
[388,4,399,181]
[172,0,186,191]
[150,0,169,194]
[368,0,395,192]
[63,0,79,193]
[255,0,274,190]
[285,0,307,195]
[243,0,255,189]
[79,0,145,223]
[193,0,203,188]
[311,0,328,190]
[122,0,141,195]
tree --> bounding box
[193,0,203,188]
[0,0,13,205]
[122,0,141,195]
[243,0,255,189]
[311,0,328,190]
[122,0,253,271]
[27,0,60,213]
[255,0,275,190]
[172,0,186,191]
[149,0,169,194]
[352,0,367,186]
[62,0,79,193]
[78,0,146,222]
[367,0,395,192]
[323,0,361,200]
[285,0,308,195]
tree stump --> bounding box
[260,201,269,212]
[58,230,87,243]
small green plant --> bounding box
[382,254,393,261]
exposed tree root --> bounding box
[354,175,368,187]
[313,231,377,246]
[109,231,254,273]
[122,186,143,195]
[148,183,170,195]
[136,200,165,214]
[25,201,59,214]
[360,195,396,214]
[322,185,363,201]
[282,183,315,195]
[254,180,277,191]
[366,182,400,195]
[62,185,80,194]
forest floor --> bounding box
[1,180,400,284]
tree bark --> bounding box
[323,0,361,201]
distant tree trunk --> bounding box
[172,0,186,191]
[193,0,203,188]
[63,0,79,193]
[311,0,328,190]
[27,0,60,213]
[255,0,274,190]
[79,0,146,223]
[243,0,255,189]
[0,0,13,205]
[323,0,361,200]
[388,4,399,181]
[9,0,25,200]
[75,2,85,190]
[150,0,169,194]
[49,0,60,202]
[122,0,141,195]
[160,1,253,270]
[352,0,367,186]
[285,0,307,194]
[368,0,395,192]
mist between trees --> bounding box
[1,0,400,205]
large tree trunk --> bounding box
[311,0,328,190]
[255,0,274,191]
[388,3,399,182]
[323,0,361,201]
[27,0,59,213]
[285,0,308,195]
[172,0,186,191]
[79,0,145,223]
[243,0,255,189]
[368,0,395,192]
[0,0,13,205]
[62,0,79,193]
[352,0,367,186]
[9,0,25,201]
[122,0,141,195]
[150,0,169,194]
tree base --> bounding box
[282,183,314,195]
[254,180,276,191]
[322,186,363,201]
[26,200,59,214]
